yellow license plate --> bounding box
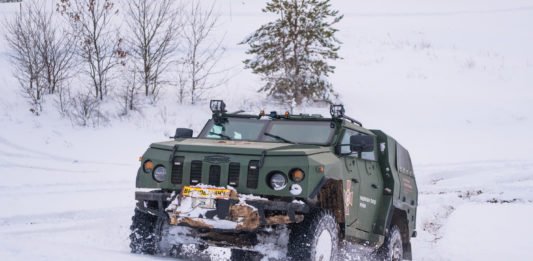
[181,186,231,199]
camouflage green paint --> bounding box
[135,114,418,245]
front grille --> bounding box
[170,156,184,184]
[208,165,221,186]
[190,160,203,185]
[247,160,260,189]
[228,163,240,187]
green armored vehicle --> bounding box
[130,100,418,261]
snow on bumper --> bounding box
[135,189,309,232]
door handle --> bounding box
[371,184,378,189]
[351,178,359,183]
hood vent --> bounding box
[171,156,184,184]
[228,163,240,187]
[208,165,221,186]
[190,160,203,185]
[247,160,260,189]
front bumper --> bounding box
[135,191,309,232]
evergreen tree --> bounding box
[242,0,343,107]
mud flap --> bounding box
[404,241,412,260]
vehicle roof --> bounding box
[222,113,376,136]
[341,120,375,135]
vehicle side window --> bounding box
[396,143,414,175]
[340,129,376,161]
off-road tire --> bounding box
[288,210,339,261]
[377,225,403,261]
[230,249,263,261]
[130,209,159,254]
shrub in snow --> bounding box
[67,90,108,127]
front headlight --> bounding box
[153,166,167,182]
[269,172,288,191]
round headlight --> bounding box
[269,172,288,191]
[143,160,154,173]
[153,166,167,182]
[290,168,305,183]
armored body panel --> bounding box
[131,101,418,260]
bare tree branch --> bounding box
[4,1,75,114]
[125,0,181,102]
[57,0,122,101]
[178,0,227,105]
[34,2,76,96]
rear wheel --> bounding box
[377,225,403,261]
[230,249,263,261]
[288,210,339,261]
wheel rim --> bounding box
[315,229,333,261]
[391,239,402,261]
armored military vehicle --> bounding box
[130,100,418,261]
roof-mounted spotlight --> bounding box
[210,100,226,113]
[330,104,345,118]
[210,100,227,125]
[330,104,363,127]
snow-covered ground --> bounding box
[1,0,532,260]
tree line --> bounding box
[5,0,342,126]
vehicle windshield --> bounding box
[264,121,333,144]
[202,118,267,141]
[199,118,334,145]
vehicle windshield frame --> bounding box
[198,117,336,146]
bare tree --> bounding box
[5,1,76,115]
[57,0,122,101]
[35,4,76,96]
[4,2,46,114]
[178,1,226,105]
[126,0,180,102]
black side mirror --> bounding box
[350,135,374,152]
[171,128,193,140]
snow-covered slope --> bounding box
[1,0,532,260]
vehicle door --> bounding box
[339,129,361,229]
[353,133,382,233]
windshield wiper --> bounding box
[209,132,232,140]
[264,132,295,144]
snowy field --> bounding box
[1,0,533,260]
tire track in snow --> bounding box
[0,137,131,167]
[0,207,131,230]
[0,161,98,173]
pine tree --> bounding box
[242,0,343,107]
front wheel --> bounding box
[377,225,403,261]
[230,249,263,261]
[130,209,159,254]
[288,210,339,261]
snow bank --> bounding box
[439,203,533,260]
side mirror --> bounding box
[171,128,193,140]
[350,135,374,152]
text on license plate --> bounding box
[181,186,231,199]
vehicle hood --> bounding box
[150,138,330,156]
